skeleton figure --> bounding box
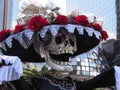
[0,12,119,90]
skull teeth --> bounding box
[51,50,74,55]
[51,59,71,66]
[49,50,73,66]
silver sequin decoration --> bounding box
[86,27,94,37]
[40,26,50,38]
[76,26,84,35]
[24,29,34,40]
[14,33,23,44]
[5,35,14,48]
[65,24,76,33]
[39,24,102,41]
[94,31,101,39]
[50,25,60,36]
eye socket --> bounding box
[55,32,66,44]
[55,36,62,44]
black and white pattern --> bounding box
[39,24,102,39]
[41,74,76,90]
[0,29,34,50]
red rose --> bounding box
[14,24,25,33]
[0,30,11,42]
[93,23,102,31]
[29,16,49,31]
[53,15,68,25]
[101,30,109,40]
[88,22,93,27]
[74,15,89,26]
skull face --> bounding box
[41,27,77,72]
[44,27,77,54]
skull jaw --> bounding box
[45,51,73,72]
[46,59,73,72]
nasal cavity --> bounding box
[65,40,69,46]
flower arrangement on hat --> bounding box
[0,30,11,42]
[0,10,109,42]
[28,16,49,31]
[29,14,108,40]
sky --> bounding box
[12,0,20,29]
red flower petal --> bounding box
[53,15,68,25]
[14,24,25,33]
[0,30,11,42]
[74,15,89,26]
[101,30,109,40]
[93,23,102,31]
[88,23,93,27]
[28,16,49,31]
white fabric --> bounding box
[114,66,120,90]
[0,55,23,85]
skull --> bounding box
[41,27,77,72]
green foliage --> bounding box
[24,64,49,76]
[0,81,16,90]
[23,64,50,82]
[23,64,63,82]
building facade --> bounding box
[116,0,120,39]
[66,0,116,80]
[0,0,13,30]
[0,0,5,30]
[113,0,120,66]
[70,46,110,80]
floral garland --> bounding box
[53,15,68,25]
[13,24,25,34]
[0,14,108,42]
[0,30,11,42]
[28,16,49,31]
[74,15,89,26]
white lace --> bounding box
[0,55,23,85]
